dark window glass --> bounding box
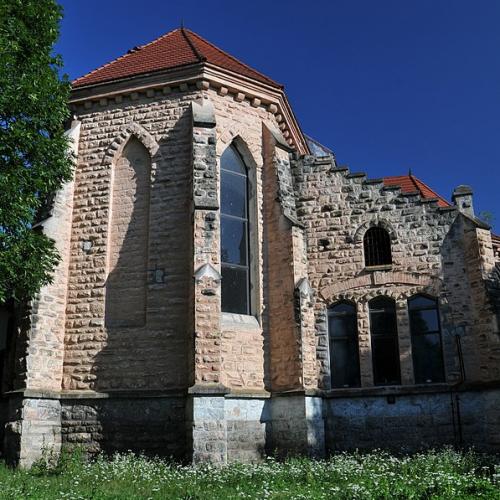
[221,173,246,218]
[408,295,435,309]
[364,227,392,267]
[221,266,249,316]
[220,146,247,174]
[328,303,361,388]
[221,216,247,266]
[409,295,445,383]
[369,297,401,385]
[410,309,439,334]
[220,146,250,314]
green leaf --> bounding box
[0,0,72,303]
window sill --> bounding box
[221,312,260,330]
[364,264,393,272]
[323,383,452,399]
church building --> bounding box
[1,28,499,466]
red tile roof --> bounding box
[383,174,450,208]
[72,28,282,89]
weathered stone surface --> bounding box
[269,395,325,458]
[325,387,500,453]
[4,397,62,468]
[291,156,500,387]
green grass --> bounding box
[0,448,498,499]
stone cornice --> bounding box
[69,63,309,155]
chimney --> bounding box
[452,185,474,217]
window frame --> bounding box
[220,145,252,316]
[327,301,361,388]
[408,294,445,384]
[363,226,393,268]
[368,296,401,386]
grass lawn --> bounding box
[0,448,498,499]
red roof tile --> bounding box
[383,174,450,208]
[72,28,282,89]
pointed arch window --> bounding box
[364,227,392,267]
[369,297,401,385]
[220,145,251,315]
[328,302,361,388]
[408,295,445,383]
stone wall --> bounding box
[291,155,499,388]
[64,89,202,391]
[63,86,292,394]
[262,131,302,391]
[268,395,325,458]
[61,395,186,458]
[105,137,151,328]
[3,396,62,467]
[16,122,81,392]
[462,225,500,380]
[225,396,268,462]
[325,386,500,453]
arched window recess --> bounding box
[363,226,393,268]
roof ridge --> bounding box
[73,28,182,85]
[180,27,206,63]
[383,174,450,208]
[412,176,450,206]
[408,173,421,193]
[184,29,283,88]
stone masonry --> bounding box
[0,28,499,466]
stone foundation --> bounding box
[1,388,499,465]
[3,396,61,467]
[187,391,269,463]
[325,386,500,453]
[268,394,325,458]
[61,395,186,459]
[225,396,268,462]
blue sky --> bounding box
[56,0,500,232]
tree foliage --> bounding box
[0,0,72,303]
[478,210,495,227]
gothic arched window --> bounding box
[408,295,445,383]
[369,296,401,385]
[328,302,361,388]
[364,227,392,267]
[220,145,251,315]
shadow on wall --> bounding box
[439,216,472,382]
[440,215,500,382]
[0,301,16,456]
[72,109,193,457]
[94,112,192,393]
[105,136,151,330]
